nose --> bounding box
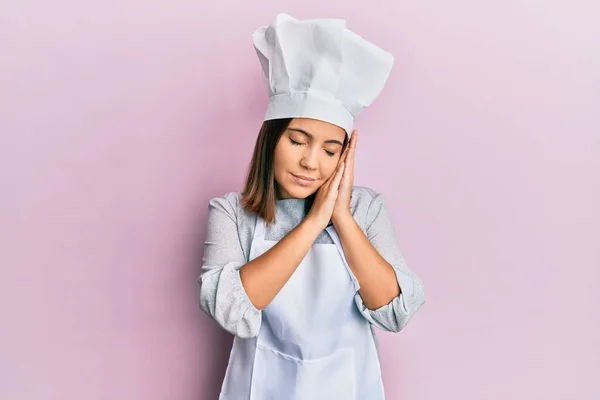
[299,146,318,171]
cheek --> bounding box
[273,143,294,177]
[321,159,339,179]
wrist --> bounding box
[301,215,327,236]
[332,211,354,226]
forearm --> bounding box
[333,213,401,310]
[239,217,322,310]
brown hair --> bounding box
[240,118,349,226]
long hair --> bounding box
[240,118,349,226]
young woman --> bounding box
[199,14,425,400]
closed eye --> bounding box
[291,138,336,157]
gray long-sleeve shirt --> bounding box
[198,185,425,339]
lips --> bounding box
[291,173,316,186]
[292,174,315,182]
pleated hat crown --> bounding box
[252,13,394,134]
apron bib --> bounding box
[220,216,384,400]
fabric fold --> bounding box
[199,261,262,339]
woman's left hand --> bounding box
[332,129,358,223]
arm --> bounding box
[333,193,426,332]
[198,195,259,338]
[198,194,323,338]
[332,214,401,309]
[239,217,322,310]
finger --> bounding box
[339,146,349,165]
[328,152,346,180]
[336,145,352,185]
[350,130,357,149]
[344,155,351,179]
[338,162,348,190]
[334,149,348,176]
[332,161,345,190]
[348,131,357,167]
[324,147,350,191]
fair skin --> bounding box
[239,118,401,310]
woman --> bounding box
[199,13,425,400]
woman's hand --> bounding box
[332,129,357,223]
[305,145,349,230]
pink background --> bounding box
[2,1,599,399]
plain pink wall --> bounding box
[1,1,599,399]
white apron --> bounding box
[219,216,385,400]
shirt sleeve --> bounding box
[354,193,426,332]
[197,195,262,338]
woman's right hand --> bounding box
[305,148,348,230]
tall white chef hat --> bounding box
[252,13,394,135]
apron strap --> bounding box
[326,225,361,291]
[253,215,268,240]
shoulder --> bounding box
[350,185,388,228]
[208,190,241,208]
[208,190,239,210]
[350,185,384,210]
[207,191,254,223]
[207,191,241,219]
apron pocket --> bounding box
[251,343,356,400]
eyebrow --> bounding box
[286,128,344,146]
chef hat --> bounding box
[252,13,394,135]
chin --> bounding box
[280,182,315,199]
[287,187,313,199]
